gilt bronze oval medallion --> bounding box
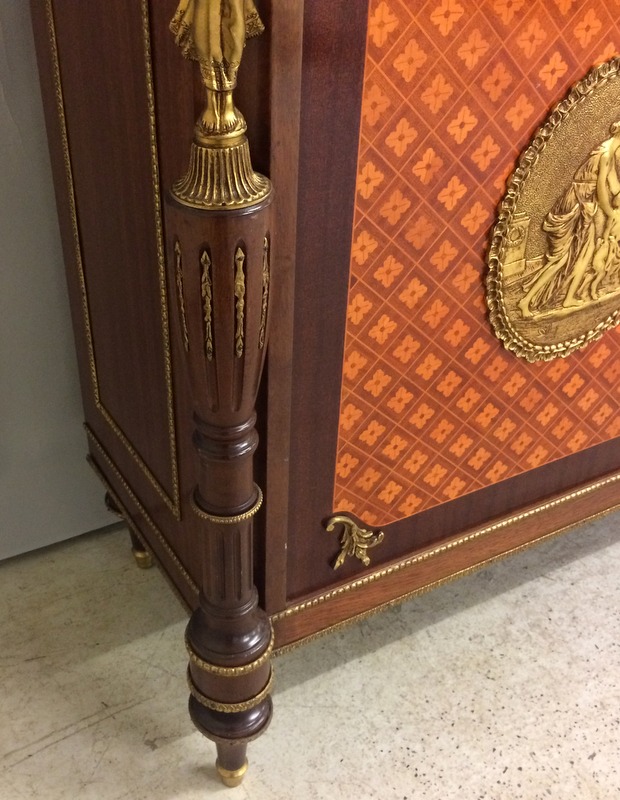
[487,58,620,362]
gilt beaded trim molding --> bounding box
[186,631,274,677]
[191,485,264,524]
[187,669,274,714]
[274,498,620,655]
[274,470,620,623]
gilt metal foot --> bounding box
[129,530,153,570]
[216,759,249,788]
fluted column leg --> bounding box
[166,180,273,785]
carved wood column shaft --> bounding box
[166,190,274,787]
[167,1,274,787]
[166,191,273,783]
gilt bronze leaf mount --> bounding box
[325,515,385,570]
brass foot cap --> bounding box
[132,548,153,570]
[216,759,248,788]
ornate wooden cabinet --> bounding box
[32,0,620,785]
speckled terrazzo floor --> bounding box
[1,515,619,800]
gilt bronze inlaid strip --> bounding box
[200,249,215,360]
[175,241,190,352]
[234,247,246,358]
[259,237,270,350]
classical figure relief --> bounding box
[518,123,620,319]
[170,0,264,136]
[487,58,620,361]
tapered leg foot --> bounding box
[129,530,153,570]
[104,492,153,569]
[216,743,249,787]
[217,761,248,787]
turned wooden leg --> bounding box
[167,9,274,779]
[167,165,274,784]
[128,530,153,570]
[104,491,153,569]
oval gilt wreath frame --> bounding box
[487,57,620,362]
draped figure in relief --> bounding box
[519,121,620,318]
[170,0,264,135]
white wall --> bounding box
[0,2,112,559]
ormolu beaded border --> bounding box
[139,0,181,511]
[192,485,263,524]
[186,631,274,676]
[187,669,274,714]
[274,498,620,655]
[273,470,620,624]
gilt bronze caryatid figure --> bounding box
[170,0,264,138]
[169,0,270,208]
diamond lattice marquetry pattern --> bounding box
[334,0,620,527]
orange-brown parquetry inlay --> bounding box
[334,0,620,527]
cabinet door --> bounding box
[267,1,620,644]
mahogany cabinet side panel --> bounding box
[30,0,203,598]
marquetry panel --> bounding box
[334,0,620,526]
